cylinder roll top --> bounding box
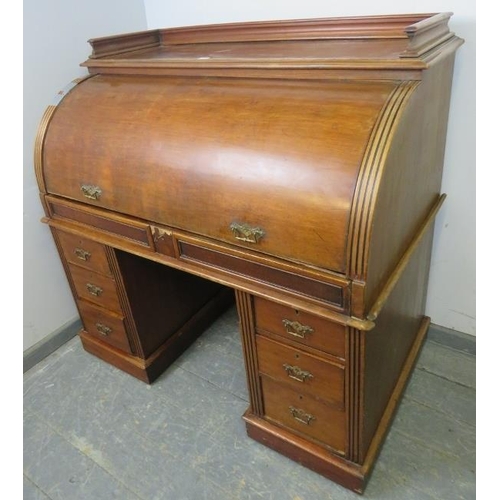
[43,74,397,272]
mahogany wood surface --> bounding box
[253,296,346,359]
[362,56,457,310]
[178,241,345,308]
[68,263,121,313]
[260,375,346,454]
[77,300,131,354]
[43,76,394,272]
[56,230,112,276]
[256,335,345,408]
[35,14,463,494]
[244,410,364,493]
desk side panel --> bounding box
[359,227,434,462]
[362,54,458,310]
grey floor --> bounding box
[24,306,476,500]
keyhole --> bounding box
[295,354,300,360]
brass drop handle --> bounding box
[229,222,265,243]
[74,248,91,261]
[86,283,103,297]
[289,406,315,426]
[283,364,313,383]
[96,323,112,336]
[81,184,102,200]
[282,319,314,339]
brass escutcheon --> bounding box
[283,363,313,382]
[96,323,112,336]
[86,283,103,297]
[282,319,314,338]
[289,406,315,425]
[74,247,91,261]
[229,222,265,243]
[81,184,102,200]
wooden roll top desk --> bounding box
[35,13,463,493]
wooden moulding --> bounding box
[346,80,420,282]
[159,14,438,44]
[244,411,365,493]
[34,75,94,214]
[82,13,463,78]
[34,105,57,196]
[235,290,264,416]
[88,30,161,59]
[86,13,454,57]
[366,194,446,321]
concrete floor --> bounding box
[23,306,476,499]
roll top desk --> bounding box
[35,13,463,493]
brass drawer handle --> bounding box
[283,363,313,383]
[81,184,102,200]
[86,283,103,297]
[282,319,314,338]
[74,247,91,261]
[95,323,112,336]
[289,406,315,426]
[229,222,265,243]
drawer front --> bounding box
[78,300,131,354]
[261,376,346,454]
[257,335,344,408]
[254,297,345,359]
[179,241,345,308]
[48,197,152,247]
[68,263,122,313]
[57,230,111,275]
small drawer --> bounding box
[56,230,111,275]
[256,335,344,408]
[68,263,122,313]
[254,297,345,359]
[261,376,346,454]
[78,300,132,354]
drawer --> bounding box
[57,230,111,275]
[68,263,122,313]
[261,376,346,454]
[178,241,345,308]
[254,297,345,359]
[78,300,132,354]
[256,335,344,408]
[48,197,152,247]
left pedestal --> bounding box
[51,227,234,383]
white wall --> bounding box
[144,0,476,336]
[23,0,147,351]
